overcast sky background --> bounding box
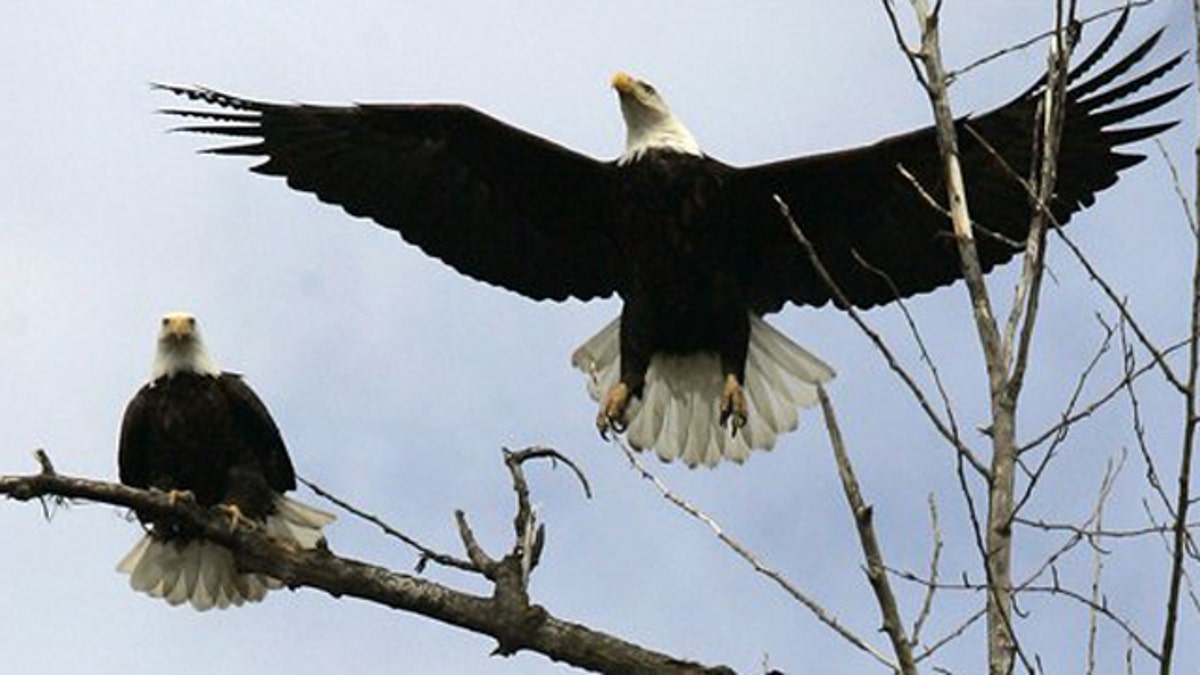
[2,2,1196,673]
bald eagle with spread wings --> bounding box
[158,11,1182,467]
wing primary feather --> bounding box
[1101,121,1181,146]
[1078,54,1186,111]
[160,108,261,123]
[1014,5,1129,100]
[172,123,265,138]
[152,83,264,112]
[204,142,271,157]
[1068,29,1166,101]
[1088,86,1188,129]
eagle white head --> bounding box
[612,71,701,165]
[151,311,221,379]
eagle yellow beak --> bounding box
[611,71,636,94]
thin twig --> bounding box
[1054,225,1186,394]
[297,475,479,574]
[891,573,1158,660]
[1011,319,1115,520]
[1014,450,1126,604]
[616,439,899,672]
[1013,519,1196,540]
[1086,457,1112,675]
[911,493,944,648]
[500,446,590,587]
[1119,321,1176,518]
[946,1,1154,83]
[1021,338,1189,455]
[916,606,987,662]
[1156,140,1198,236]
[852,247,966,442]
[1143,502,1200,620]
[776,195,989,477]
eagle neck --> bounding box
[151,341,221,380]
[619,118,701,165]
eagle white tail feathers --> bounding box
[117,494,335,611]
[571,314,835,468]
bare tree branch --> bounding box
[916,606,986,663]
[614,439,899,672]
[298,475,480,574]
[890,573,1158,661]
[0,457,735,675]
[817,386,918,674]
[1013,519,1197,541]
[1157,10,1200,663]
[1054,225,1187,394]
[852,246,968,445]
[1020,338,1189,455]
[946,1,1153,83]
[1012,318,1115,522]
[912,493,944,648]
[1086,458,1111,675]
[776,195,988,477]
[1121,321,1177,518]
[888,0,1017,668]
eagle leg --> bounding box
[597,381,631,439]
[719,373,747,435]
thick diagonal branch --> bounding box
[0,469,733,675]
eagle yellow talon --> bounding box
[719,374,748,436]
[165,489,195,507]
[217,503,249,530]
[597,382,631,439]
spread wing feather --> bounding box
[158,86,623,302]
[731,10,1184,313]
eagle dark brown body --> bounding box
[613,150,749,394]
[119,371,295,530]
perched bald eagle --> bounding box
[117,312,335,610]
[159,12,1181,467]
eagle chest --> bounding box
[141,376,240,502]
[617,152,730,286]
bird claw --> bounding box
[164,489,195,507]
[719,375,748,437]
[597,413,628,440]
[216,503,251,531]
[597,382,631,439]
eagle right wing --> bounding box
[159,86,624,302]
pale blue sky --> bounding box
[1,2,1195,673]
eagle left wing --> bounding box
[218,373,297,494]
[730,12,1184,314]
[158,85,624,302]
